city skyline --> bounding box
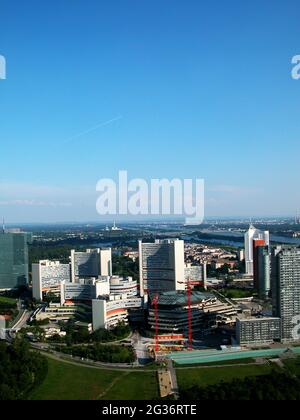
[1,0,300,222]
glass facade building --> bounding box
[0,231,32,289]
[272,246,300,342]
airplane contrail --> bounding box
[64,115,123,144]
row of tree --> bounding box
[57,342,135,364]
[46,320,131,345]
[0,340,48,400]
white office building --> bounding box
[32,260,71,301]
[92,295,142,330]
[92,275,141,330]
[60,277,110,305]
[109,276,138,297]
[244,225,270,275]
[139,239,185,296]
[70,248,112,282]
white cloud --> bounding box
[0,181,66,197]
[0,200,72,207]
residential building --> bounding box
[184,263,207,289]
[271,246,300,342]
[236,316,281,346]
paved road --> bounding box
[11,309,31,330]
[20,340,276,375]
[167,359,179,399]
[35,349,157,372]
[131,331,152,365]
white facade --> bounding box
[109,276,138,297]
[139,239,185,296]
[244,225,270,275]
[32,260,70,301]
[60,277,110,305]
[92,295,142,330]
[92,275,141,331]
[99,248,112,276]
[70,248,112,282]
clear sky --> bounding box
[0,0,300,223]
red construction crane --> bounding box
[152,292,159,352]
[150,278,203,352]
[187,280,193,350]
[143,286,159,352]
[179,278,203,350]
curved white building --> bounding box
[109,276,138,297]
[92,295,142,330]
[92,275,141,330]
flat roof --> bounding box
[152,290,215,307]
[237,315,281,322]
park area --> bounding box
[176,364,279,391]
[29,352,298,400]
[30,357,160,400]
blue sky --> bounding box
[0,0,300,222]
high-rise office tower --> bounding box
[32,260,71,301]
[138,239,185,296]
[271,246,300,342]
[70,248,112,282]
[253,241,271,299]
[244,225,270,275]
[0,230,32,289]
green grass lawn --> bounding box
[219,288,253,299]
[177,364,278,390]
[30,357,159,400]
[0,296,17,306]
[100,371,159,400]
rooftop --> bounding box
[151,290,215,307]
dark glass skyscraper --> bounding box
[0,231,32,289]
[253,242,271,299]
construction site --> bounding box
[146,279,237,358]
